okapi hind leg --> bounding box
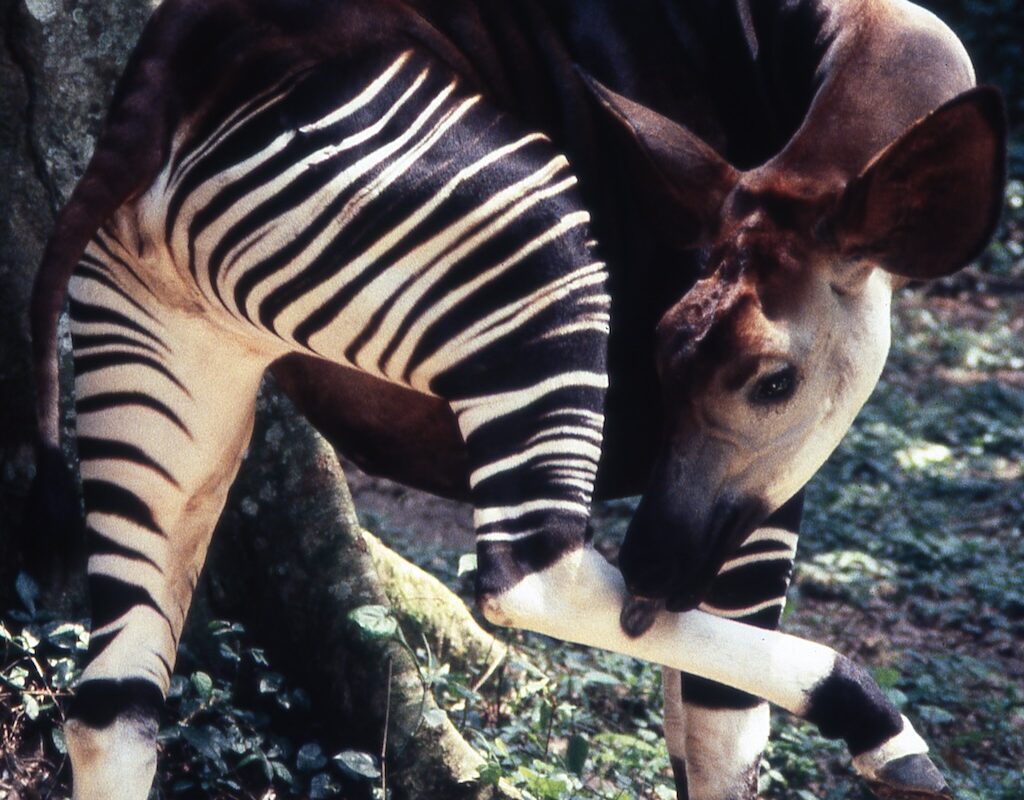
[663,670,767,800]
[64,259,270,800]
[661,494,802,800]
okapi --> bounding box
[28,0,1005,798]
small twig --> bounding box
[470,635,506,693]
[542,696,555,758]
[381,657,393,800]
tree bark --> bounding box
[364,531,507,683]
[0,0,154,605]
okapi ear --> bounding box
[834,86,1007,281]
[578,70,739,248]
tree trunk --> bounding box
[0,0,154,605]
[205,385,515,800]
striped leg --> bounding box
[64,254,268,800]
[663,495,802,800]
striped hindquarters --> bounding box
[158,48,608,390]
[154,48,611,589]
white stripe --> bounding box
[300,51,412,133]
[167,55,417,255]
[524,425,603,446]
[740,526,799,548]
[198,69,440,304]
[851,717,930,779]
[476,529,544,543]
[88,617,131,640]
[172,72,300,187]
[476,499,590,527]
[536,316,611,341]
[363,177,585,379]
[697,597,785,619]
[452,371,609,437]
[717,549,795,574]
[285,137,567,351]
[411,263,606,386]
[260,134,549,359]
[551,477,595,493]
[542,408,605,426]
[218,69,438,295]
[548,466,599,480]
[469,438,602,487]
[305,67,434,166]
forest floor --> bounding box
[3,188,1023,799]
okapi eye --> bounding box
[750,367,798,405]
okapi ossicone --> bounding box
[28,0,1005,798]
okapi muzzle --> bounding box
[620,466,768,611]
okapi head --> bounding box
[587,79,1007,611]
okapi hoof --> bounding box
[866,754,953,799]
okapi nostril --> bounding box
[619,596,663,638]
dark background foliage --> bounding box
[920,0,1024,169]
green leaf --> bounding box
[19,627,40,653]
[218,641,241,664]
[883,687,909,709]
[309,772,340,799]
[457,553,478,577]
[236,752,264,771]
[166,675,188,701]
[22,693,40,721]
[51,727,67,754]
[49,657,77,689]
[5,666,28,688]
[582,670,619,687]
[15,572,40,617]
[182,726,223,762]
[258,672,285,694]
[44,622,84,648]
[918,705,956,725]
[271,760,294,784]
[190,671,214,700]
[477,762,503,786]
[332,749,381,780]
[566,734,588,776]
[873,666,902,689]
[297,743,328,772]
[348,605,398,640]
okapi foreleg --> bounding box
[481,547,950,798]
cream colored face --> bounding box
[672,262,894,523]
[617,252,896,607]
